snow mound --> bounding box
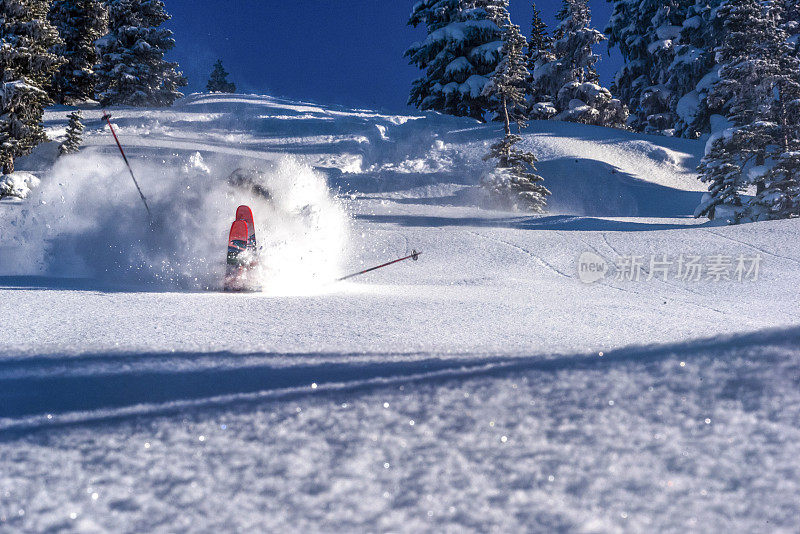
[0,172,40,200]
[622,140,682,167]
[0,151,349,293]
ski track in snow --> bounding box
[464,230,571,279]
[701,228,800,266]
[596,231,728,314]
[552,229,722,316]
[2,93,800,532]
[600,232,623,257]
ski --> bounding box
[224,205,262,291]
[224,219,250,291]
[235,204,257,249]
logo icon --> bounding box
[577,251,608,284]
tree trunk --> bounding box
[3,157,13,175]
[497,96,511,168]
[502,95,511,137]
[781,107,789,154]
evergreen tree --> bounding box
[59,109,83,155]
[605,0,646,120]
[405,0,505,121]
[483,5,528,127]
[49,0,108,104]
[0,0,64,174]
[785,0,800,52]
[527,3,551,67]
[674,0,732,136]
[708,1,779,128]
[525,2,554,113]
[605,0,730,138]
[752,150,800,220]
[95,0,187,107]
[552,0,600,83]
[696,0,800,221]
[206,59,236,93]
[534,0,626,126]
[695,124,769,220]
[664,0,724,138]
[745,0,800,220]
[606,0,690,134]
[482,4,550,211]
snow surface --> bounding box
[1,93,800,532]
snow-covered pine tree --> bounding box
[646,0,694,134]
[695,0,800,221]
[483,4,528,127]
[605,0,740,138]
[0,0,64,174]
[482,4,549,211]
[552,0,599,82]
[605,0,647,127]
[483,2,526,123]
[745,1,800,220]
[753,150,800,220]
[206,59,236,93]
[527,3,551,68]
[695,0,773,220]
[48,0,108,104]
[605,0,689,134]
[405,0,505,121]
[695,124,772,221]
[668,0,725,138]
[534,0,627,127]
[59,109,83,155]
[527,3,554,112]
[94,0,187,107]
[525,3,555,116]
[782,0,799,55]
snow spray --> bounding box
[0,152,350,293]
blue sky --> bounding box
[166,1,620,112]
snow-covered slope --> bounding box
[1,94,799,532]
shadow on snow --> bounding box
[355,213,705,232]
[1,325,798,438]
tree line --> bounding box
[406,0,626,128]
[0,0,187,175]
[607,0,800,221]
[406,0,800,222]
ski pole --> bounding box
[102,113,152,220]
[338,250,421,281]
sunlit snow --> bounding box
[1,93,799,532]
